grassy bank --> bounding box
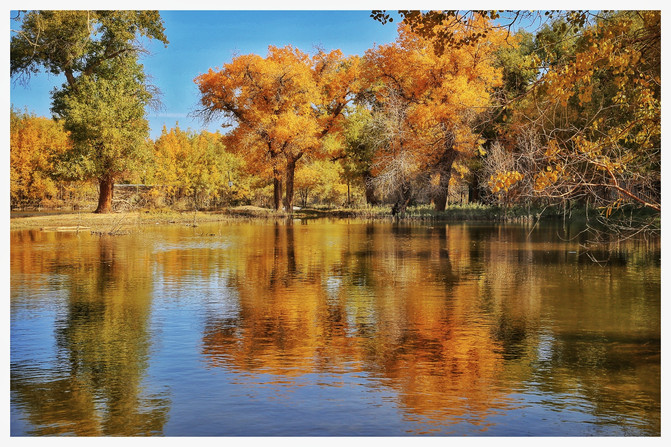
[15,201,658,233]
[10,203,555,232]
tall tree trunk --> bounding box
[284,157,297,213]
[347,180,351,206]
[273,168,283,211]
[95,175,114,214]
[433,149,458,212]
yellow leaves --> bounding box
[604,198,624,218]
[488,170,523,194]
[151,127,235,199]
[544,139,561,158]
[10,109,72,206]
[453,160,470,179]
[577,84,593,105]
[533,166,560,192]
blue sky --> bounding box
[9,9,402,139]
[9,3,659,139]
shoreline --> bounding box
[9,203,659,233]
[9,205,512,232]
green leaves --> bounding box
[11,10,168,212]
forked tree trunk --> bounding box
[283,154,303,213]
[95,175,114,214]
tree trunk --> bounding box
[393,182,412,217]
[347,180,351,207]
[363,172,378,205]
[273,169,283,211]
[284,157,297,213]
[433,149,457,212]
[95,175,114,214]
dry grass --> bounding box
[9,210,232,232]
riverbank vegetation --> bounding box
[10,10,660,235]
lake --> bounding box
[9,219,661,436]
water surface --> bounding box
[10,220,661,436]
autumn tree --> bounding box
[487,11,661,226]
[196,46,360,212]
[196,46,316,211]
[10,108,71,208]
[150,126,246,209]
[363,16,506,213]
[370,10,597,55]
[294,158,349,208]
[534,11,660,215]
[10,10,168,213]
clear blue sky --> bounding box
[9,9,402,139]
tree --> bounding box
[371,10,597,55]
[196,46,361,212]
[196,46,318,211]
[376,10,661,227]
[10,108,71,208]
[341,106,379,205]
[535,11,660,215]
[363,17,506,213]
[10,10,168,213]
[50,54,155,213]
[490,11,660,226]
[294,158,348,208]
[150,126,243,210]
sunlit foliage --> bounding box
[149,126,251,209]
[363,15,506,213]
[10,10,168,213]
[10,108,71,208]
[196,46,361,211]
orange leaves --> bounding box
[365,16,506,159]
[196,45,362,210]
[196,45,360,163]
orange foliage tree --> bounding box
[10,108,71,208]
[363,16,506,212]
[195,46,360,211]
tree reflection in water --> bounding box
[10,221,660,435]
[11,233,171,435]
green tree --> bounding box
[341,106,379,205]
[10,10,168,213]
[50,54,154,212]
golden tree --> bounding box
[196,46,360,211]
[363,16,506,212]
[10,108,71,208]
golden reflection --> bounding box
[11,221,660,435]
[201,223,514,429]
[199,221,660,432]
[11,232,170,435]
